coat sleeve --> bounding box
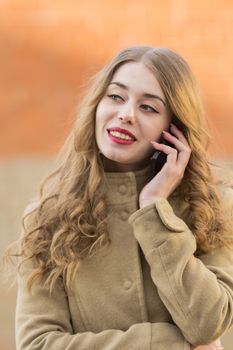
[128,193,233,347]
[16,257,190,350]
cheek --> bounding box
[143,116,171,141]
[95,107,102,145]
[95,104,101,125]
[141,124,163,142]
[146,132,162,144]
[95,103,109,147]
[95,105,104,134]
[95,101,110,128]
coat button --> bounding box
[118,184,127,194]
[123,280,132,290]
[119,210,129,221]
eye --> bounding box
[140,104,159,113]
[107,94,124,102]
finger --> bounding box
[150,141,178,164]
[162,131,191,167]
[162,130,190,152]
[169,124,192,168]
[170,123,189,146]
[162,131,186,151]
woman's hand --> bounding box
[191,338,223,349]
[139,123,191,209]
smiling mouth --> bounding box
[108,130,135,141]
[107,129,136,144]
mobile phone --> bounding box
[150,139,174,175]
[150,119,185,176]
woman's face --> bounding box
[95,61,172,172]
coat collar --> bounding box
[103,163,187,219]
[103,164,153,206]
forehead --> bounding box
[110,61,164,97]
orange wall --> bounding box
[0,0,233,157]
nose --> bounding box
[118,104,136,124]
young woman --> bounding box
[13,46,232,349]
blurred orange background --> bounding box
[0,1,233,350]
[0,0,233,157]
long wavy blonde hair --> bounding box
[9,46,233,292]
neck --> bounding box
[101,155,151,173]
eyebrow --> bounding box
[109,81,166,106]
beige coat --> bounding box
[16,166,233,349]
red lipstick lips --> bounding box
[107,127,137,145]
[107,127,136,140]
